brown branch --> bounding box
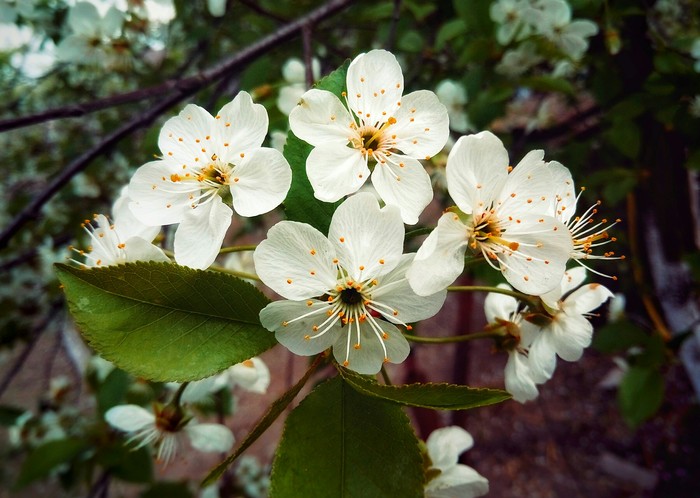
[0,0,349,133]
[0,0,354,250]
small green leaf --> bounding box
[269,376,424,498]
[55,262,275,382]
[604,120,641,158]
[282,62,349,234]
[16,438,87,488]
[340,368,510,409]
[202,357,323,487]
[592,320,649,354]
[435,19,467,51]
[0,405,25,426]
[618,366,665,428]
[398,30,425,53]
[97,368,131,414]
[98,444,153,483]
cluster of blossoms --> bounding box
[70,49,619,488]
[491,0,598,77]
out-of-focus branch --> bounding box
[0,0,354,250]
[385,0,402,51]
[0,0,351,133]
[238,0,289,23]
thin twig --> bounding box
[0,0,354,250]
[385,0,402,51]
[0,0,348,133]
[0,302,63,401]
[302,23,314,89]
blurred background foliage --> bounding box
[1,0,699,496]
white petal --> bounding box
[548,314,592,361]
[425,426,474,470]
[277,84,305,116]
[158,104,214,167]
[181,377,218,404]
[504,351,538,403]
[288,89,355,146]
[528,333,557,383]
[68,2,100,36]
[483,288,518,323]
[563,282,614,315]
[229,147,291,217]
[215,91,268,162]
[333,320,409,374]
[446,132,510,214]
[328,192,404,280]
[228,357,270,394]
[407,212,468,296]
[105,404,155,432]
[128,160,193,226]
[122,236,170,264]
[347,49,403,125]
[113,185,160,241]
[547,161,577,223]
[540,266,587,309]
[372,254,447,323]
[371,155,433,225]
[254,221,337,300]
[497,149,554,215]
[185,423,234,453]
[391,90,449,158]
[260,300,341,355]
[174,196,232,269]
[426,464,489,498]
[101,7,125,38]
[306,145,370,202]
[496,214,572,296]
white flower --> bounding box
[529,267,613,382]
[535,0,598,60]
[105,404,234,464]
[255,193,447,374]
[269,130,288,152]
[425,426,489,498]
[408,131,572,297]
[547,161,621,268]
[72,213,168,268]
[484,288,542,402]
[179,357,271,404]
[288,49,449,224]
[55,2,125,67]
[496,42,543,77]
[128,92,292,269]
[490,0,535,45]
[435,79,472,133]
[207,0,226,17]
[277,57,321,116]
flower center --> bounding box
[340,287,363,305]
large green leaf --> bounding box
[340,368,510,409]
[269,376,424,498]
[55,262,276,382]
[282,61,349,235]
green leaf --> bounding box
[0,405,25,426]
[340,368,510,409]
[604,120,641,158]
[282,62,349,234]
[269,376,424,498]
[618,366,665,428]
[398,30,425,53]
[16,438,87,488]
[96,368,131,414]
[592,320,649,354]
[55,262,275,382]
[98,444,153,483]
[435,19,467,51]
[202,357,323,487]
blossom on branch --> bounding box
[255,193,447,374]
[408,130,572,296]
[128,92,292,269]
[288,49,449,224]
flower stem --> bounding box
[405,227,433,239]
[403,331,502,344]
[380,366,393,385]
[447,285,539,307]
[218,244,257,254]
[210,265,261,281]
[171,381,189,407]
